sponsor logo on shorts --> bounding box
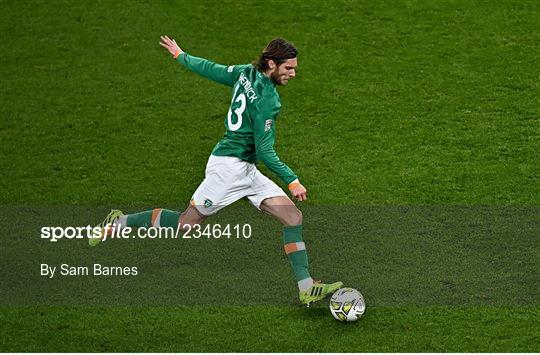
[265,119,273,132]
[204,199,213,208]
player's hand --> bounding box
[288,180,307,201]
[159,35,183,58]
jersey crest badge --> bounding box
[264,119,273,132]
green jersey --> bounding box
[177,52,298,185]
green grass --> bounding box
[0,0,538,352]
[1,0,538,205]
[1,306,538,352]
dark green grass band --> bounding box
[1,205,537,307]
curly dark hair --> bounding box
[253,38,298,72]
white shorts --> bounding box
[191,155,287,216]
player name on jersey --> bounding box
[238,71,258,103]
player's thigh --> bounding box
[248,170,302,226]
[258,185,303,227]
[246,170,287,209]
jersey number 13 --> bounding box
[227,84,246,131]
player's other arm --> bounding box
[253,99,307,201]
[159,35,241,87]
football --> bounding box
[329,287,365,322]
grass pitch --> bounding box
[1,306,538,352]
[1,0,538,352]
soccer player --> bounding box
[91,36,342,306]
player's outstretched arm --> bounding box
[159,34,242,87]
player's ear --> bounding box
[268,59,276,70]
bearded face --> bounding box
[268,58,297,85]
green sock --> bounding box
[126,210,152,228]
[126,208,181,228]
[283,224,312,284]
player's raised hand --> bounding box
[159,35,183,58]
[288,180,307,201]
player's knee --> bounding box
[179,216,201,230]
[285,207,303,226]
[179,207,205,229]
[178,220,200,232]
